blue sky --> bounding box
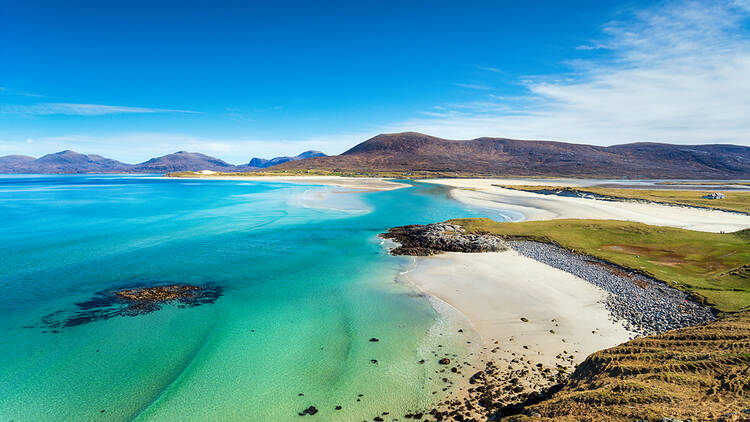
[1,0,749,163]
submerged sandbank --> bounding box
[421,178,750,233]
[168,175,408,191]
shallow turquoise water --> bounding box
[0,175,506,421]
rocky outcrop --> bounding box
[33,284,223,332]
[381,223,506,256]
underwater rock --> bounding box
[34,283,222,332]
[299,406,318,416]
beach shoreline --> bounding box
[401,250,634,369]
[391,248,634,419]
[167,175,409,191]
[420,178,750,233]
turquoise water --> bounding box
[0,175,505,421]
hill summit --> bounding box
[272,132,750,179]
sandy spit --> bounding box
[168,175,409,191]
[420,178,750,233]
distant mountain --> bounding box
[0,150,131,173]
[132,151,238,172]
[0,155,36,172]
[4,134,749,178]
[271,132,750,179]
[248,150,327,168]
[0,149,328,174]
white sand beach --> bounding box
[421,178,750,233]
[396,177,749,376]
[403,251,632,368]
[170,175,408,191]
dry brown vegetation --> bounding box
[507,311,750,421]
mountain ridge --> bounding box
[248,150,326,168]
[274,132,750,179]
[2,132,749,178]
[0,149,327,174]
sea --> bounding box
[0,174,510,421]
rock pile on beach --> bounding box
[394,337,577,422]
[507,241,715,336]
[381,223,506,256]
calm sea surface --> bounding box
[0,175,509,421]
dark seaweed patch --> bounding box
[33,284,222,332]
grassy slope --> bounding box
[498,185,750,214]
[451,218,750,312]
[507,310,750,421]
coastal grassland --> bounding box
[497,185,750,214]
[506,310,750,421]
[450,218,750,312]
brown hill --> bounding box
[507,310,750,421]
[131,151,240,172]
[271,132,750,179]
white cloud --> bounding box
[1,102,199,116]
[395,0,750,146]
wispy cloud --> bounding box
[574,44,607,51]
[0,86,45,98]
[1,102,199,116]
[455,83,492,91]
[396,0,750,146]
[476,66,503,73]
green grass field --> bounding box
[497,185,750,214]
[451,218,750,312]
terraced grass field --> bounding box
[508,310,750,421]
[452,218,750,312]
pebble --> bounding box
[507,241,715,336]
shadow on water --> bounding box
[29,282,223,333]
